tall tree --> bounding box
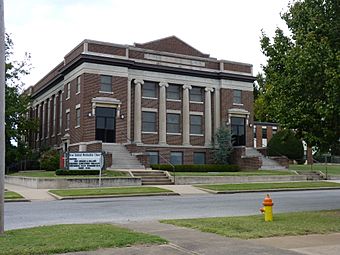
[260,0,340,157]
[213,125,233,164]
[5,34,37,167]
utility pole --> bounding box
[0,0,5,235]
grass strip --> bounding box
[171,170,294,176]
[161,210,340,239]
[289,164,340,175]
[5,191,23,200]
[0,224,166,255]
[9,170,127,178]
[49,186,173,197]
[196,181,340,192]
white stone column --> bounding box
[134,79,144,144]
[53,95,57,136]
[182,84,192,146]
[126,78,132,142]
[214,87,220,134]
[46,98,50,138]
[36,106,39,141]
[204,87,214,146]
[159,82,168,145]
[41,102,45,139]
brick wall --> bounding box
[88,43,126,57]
[220,89,253,147]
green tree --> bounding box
[213,125,233,164]
[253,73,276,122]
[260,0,340,156]
[5,33,38,167]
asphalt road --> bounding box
[5,190,340,230]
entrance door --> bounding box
[95,107,116,143]
[231,117,246,146]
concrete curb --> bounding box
[196,186,340,194]
[48,192,180,200]
[5,198,31,203]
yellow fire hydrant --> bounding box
[260,194,274,222]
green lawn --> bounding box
[9,170,128,178]
[49,186,173,197]
[0,224,166,255]
[196,181,340,192]
[289,164,340,175]
[161,210,340,239]
[170,170,294,176]
[5,191,23,200]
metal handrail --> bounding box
[120,132,176,184]
[157,152,176,185]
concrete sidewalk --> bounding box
[59,221,340,255]
[4,183,208,201]
[5,183,55,201]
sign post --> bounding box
[0,0,5,235]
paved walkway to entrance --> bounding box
[154,185,208,195]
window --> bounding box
[253,126,256,139]
[76,107,80,127]
[143,81,157,98]
[142,111,156,132]
[66,111,70,130]
[59,93,62,133]
[272,127,278,135]
[233,90,242,104]
[170,152,183,165]
[262,127,267,139]
[167,84,180,100]
[190,115,202,134]
[76,76,81,94]
[100,75,112,92]
[231,117,246,146]
[167,113,180,133]
[66,83,71,99]
[148,151,159,165]
[190,87,203,102]
[193,152,205,164]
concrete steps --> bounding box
[131,170,173,185]
[246,147,286,170]
[297,171,325,180]
[102,143,145,169]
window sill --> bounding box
[75,125,80,129]
[65,128,70,131]
[142,131,158,134]
[65,97,70,101]
[166,99,181,102]
[142,96,158,100]
[99,91,113,94]
[190,101,204,104]
[76,92,80,95]
[167,133,181,136]
[190,134,204,137]
[233,103,244,106]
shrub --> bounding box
[267,129,304,162]
[55,169,100,176]
[213,125,233,164]
[150,164,240,172]
[40,149,60,171]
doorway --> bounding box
[231,117,246,146]
[95,107,116,143]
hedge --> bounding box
[150,164,240,172]
[55,169,100,176]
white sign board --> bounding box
[68,152,103,170]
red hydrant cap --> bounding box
[262,194,274,206]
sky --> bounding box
[4,0,291,87]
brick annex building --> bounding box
[26,36,257,168]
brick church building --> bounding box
[26,36,257,168]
